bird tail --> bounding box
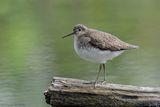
[129,44,139,49]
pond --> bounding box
[0,0,160,107]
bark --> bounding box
[44,77,160,107]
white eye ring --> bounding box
[78,28,81,31]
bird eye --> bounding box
[78,28,81,31]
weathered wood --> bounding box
[44,77,160,107]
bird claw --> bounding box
[93,81,98,88]
[101,81,106,85]
[93,80,106,88]
[83,80,106,88]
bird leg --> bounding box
[84,64,103,86]
[95,64,102,83]
[101,63,107,85]
[102,63,106,82]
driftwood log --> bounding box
[44,77,160,107]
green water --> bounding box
[0,0,160,107]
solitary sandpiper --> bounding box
[62,24,139,85]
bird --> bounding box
[62,24,139,85]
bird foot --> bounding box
[101,80,107,85]
[93,80,106,88]
[83,81,106,88]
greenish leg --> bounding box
[94,64,102,85]
[102,64,106,81]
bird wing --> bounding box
[87,29,136,51]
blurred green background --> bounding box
[0,0,160,107]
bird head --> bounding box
[62,24,88,38]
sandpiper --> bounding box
[62,24,138,85]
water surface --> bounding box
[0,0,160,107]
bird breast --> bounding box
[74,36,124,64]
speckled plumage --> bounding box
[77,28,138,51]
[63,24,139,85]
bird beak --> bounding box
[62,32,75,38]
